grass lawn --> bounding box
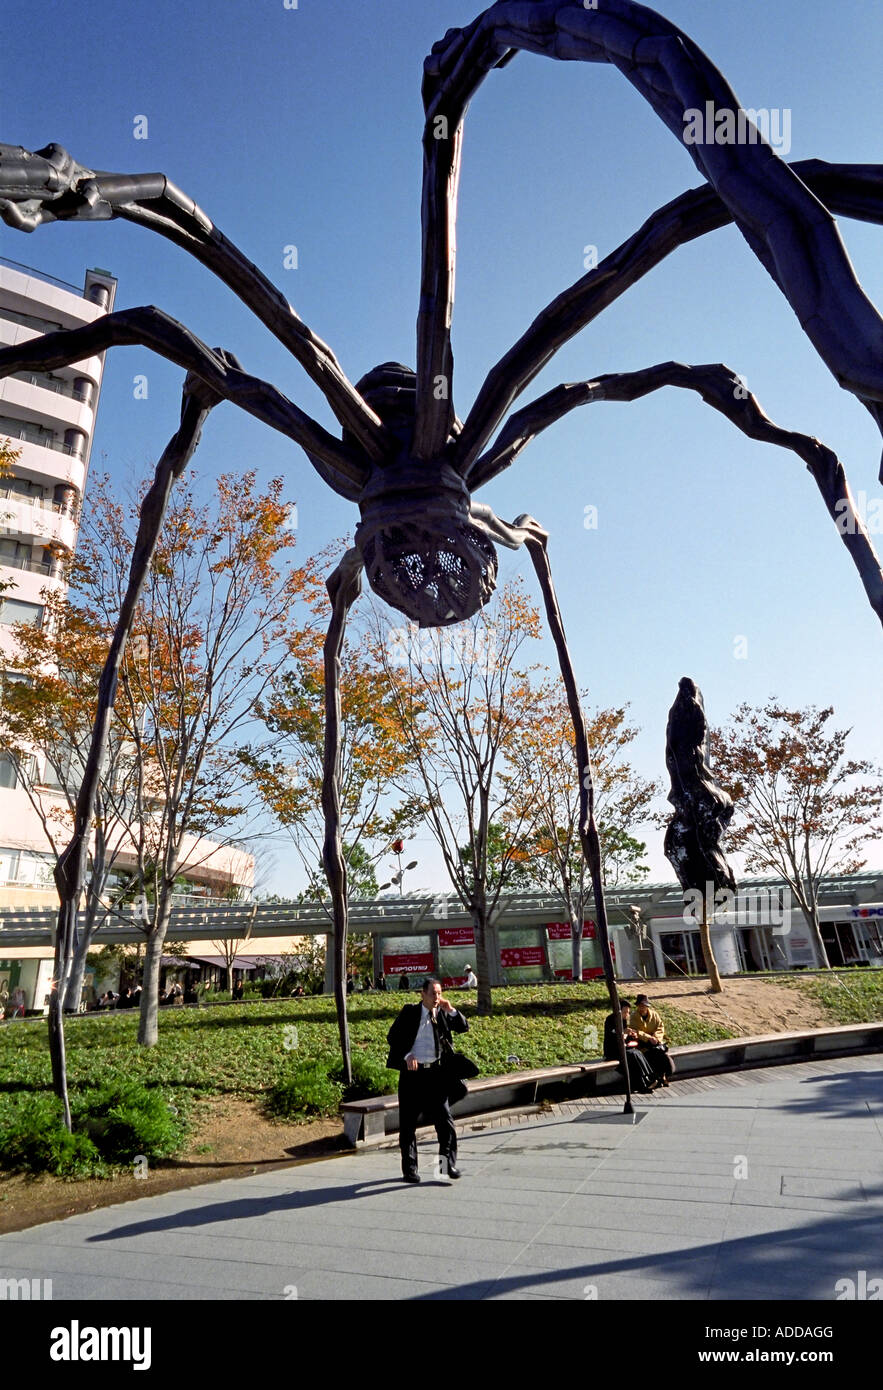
[0,985,732,1116]
[781,968,883,1025]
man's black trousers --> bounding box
[641,1043,674,1083]
[398,1065,457,1176]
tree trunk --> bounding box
[699,900,723,993]
[138,925,169,1046]
[63,940,88,1016]
[806,901,832,969]
[64,896,102,1013]
[48,900,74,1129]
[472,905,494,1015]
[570,914,583,982]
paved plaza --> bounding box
[1,1054,880,1301]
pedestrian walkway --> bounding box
[1,1054,880,1300]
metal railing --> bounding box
[0,425,83,458]
[0,307,64,334]
[10,372,91,404]
[0,554,54,575]
[0,486,75,516]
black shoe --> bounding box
[402,1171,421,1184]
[445,1158,461,1179]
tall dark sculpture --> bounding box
[2,1,883,1108]
[664,677,736,993]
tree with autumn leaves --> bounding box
[244,606,424,912]
[58,468,320,1045]
[370,581,552,1014]
[505,691,661,981]
[709,701,883,969]
[0,586,145,1010]
[241,608,426,998]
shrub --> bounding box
[80,1083,186,1163]
[264,1060,342,1120]
[329,1052,397,1102]
[0,1093,102,1178]
[0,1083,187,1177]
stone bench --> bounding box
[340,1021,883,1145]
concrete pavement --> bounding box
[0,1054,880,1300]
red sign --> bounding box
[438,927,475,947]
[547,921,596,940]
[547,922,572,940]
[442,976,467,989]
[500,946,545,968]
[383,953,434,976]
[555,966,603,981]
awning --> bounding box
[187,954,261,971]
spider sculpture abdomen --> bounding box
[349,363,498,627]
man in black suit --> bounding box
[386,976,469,1183]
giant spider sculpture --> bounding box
[3,0,883,1115]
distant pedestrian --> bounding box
[398,973,409,991]
[232,979,244,1001]
[376,974,387,991]
[462,964,477,989]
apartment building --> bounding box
[0,260,253,1010]
[0,258,116,901]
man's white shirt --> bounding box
[405,1004,458,1063]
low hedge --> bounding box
[0,1082,189,1178]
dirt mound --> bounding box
[629,975,829,1035]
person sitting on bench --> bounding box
[631,993,675,1087]
[603,1000,657,1094]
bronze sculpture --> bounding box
[2,2,883,1108]
[664,677,736,994]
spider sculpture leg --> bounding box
[321,548,364,1085]
[504,514,637,1114]
[0,307,365,489]
[466,505,638,1104]
[49,371,223,1123]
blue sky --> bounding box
[3,0,883,893]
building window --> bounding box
[0,849,19,883]
[0,414,56,448]
[0,598,43,627]
[0,308,63,334]
[0,754,18,789]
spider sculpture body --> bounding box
[2,1,883,1110]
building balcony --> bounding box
[0,313,104,385]
[0,495,78,551]
[0,376,94,435]
[0,437,88,494]
[0,264,112,330]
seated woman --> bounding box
[603,1000,658,1094]
[631,993,675,1086]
